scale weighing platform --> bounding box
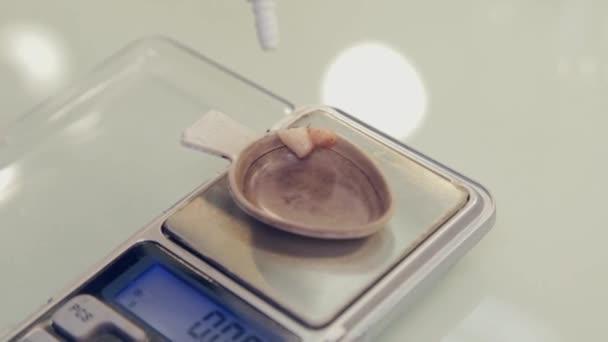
[1,38,495,342]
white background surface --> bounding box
[1,1,607,341]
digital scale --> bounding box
[1,38,495,342]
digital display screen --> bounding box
[113,264,275,342]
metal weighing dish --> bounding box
[1,37,495,342]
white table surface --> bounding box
[1,1,607,341]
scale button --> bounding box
[18,327,62,342]
[51,294,147,342]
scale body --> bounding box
[1,38,495,342]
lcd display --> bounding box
[114,264,276,341]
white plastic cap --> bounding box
[250,0,279,50]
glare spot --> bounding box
[0,165,20,205]
[64,111,103,143]
[1,25,67,91]
[578,56,598,76]
[321,42,428,139]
